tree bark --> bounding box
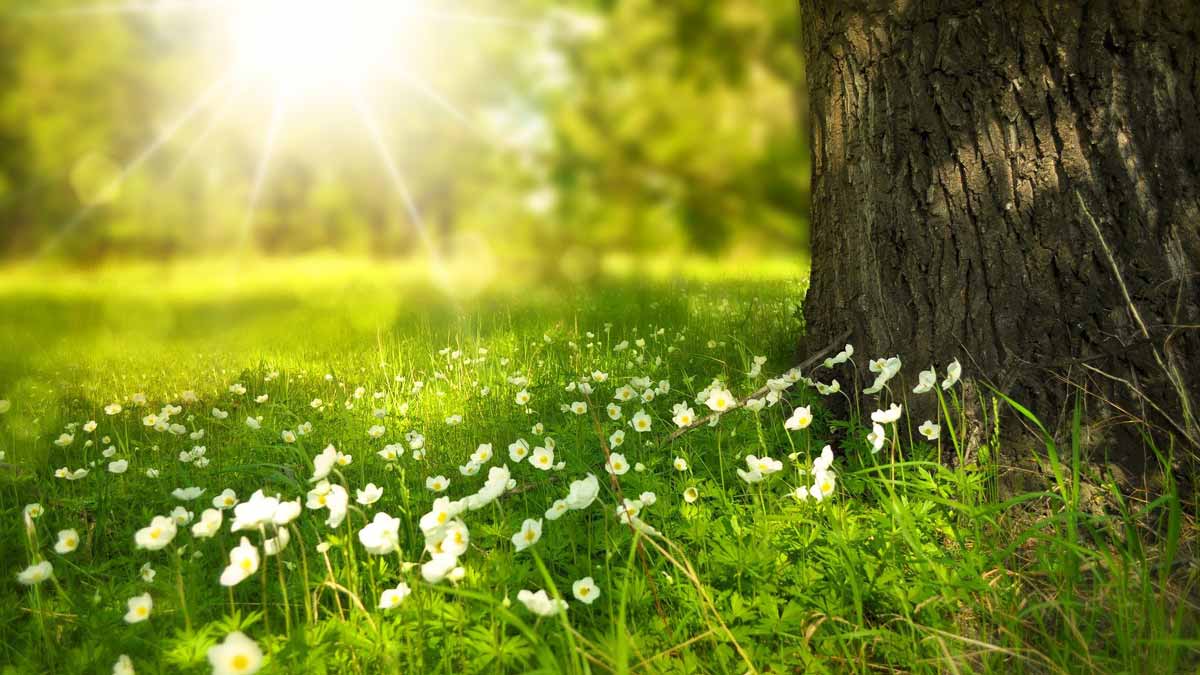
[797,1,1200,452]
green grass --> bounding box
[0,257,1195,674]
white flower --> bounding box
[605,452,629,475]
[683,487,699,503]
[310,444,339,482]
[606,403,622,420]
[630,410,652,433]
[545,499,570,521]
[212,408,229,419]
[815,380,841,396]
[870,403,903,425]
[358,512,401,555]
[517,589,567,616]
[913,367,937,394]
[421,552,460,584]
[230,490,281,531]
[377,444,403,461]
[171,486,204,501]
[426,475,449,492]
[244,417,260,430]
[367,425,385,439]
[54,529,80,554]
[745,454,783,476]
[54,433,75,447]
[105,403,123,416]
[508,439,530,462]
[207,631,263,675]
[530,446,555,471]
[671,406,696,428]
[134,516,177,551]
[822,344,854,368]
[572,577,600,604]
[614,385,636,402]
[213,489,238,510]
[379,583,412,610]
[941,359,962,390]
[17,560,52,585]
[281,430,297,444]
[356,483,384,505]
[704,388,735,412]
[123,593,153,624]
[736,467,764,484]
[445,414,463,426]
[192,509,223,538]
[514,389,531,405]
[919,420,941,440]
[112,654,134,675]
[511,518,543,552]
[323,485,349,528]
[570,401,587,415]
[565,474,600,510]
[785,406,813,430]
[810,471,837,502]
[170,506,194,526]
[867,423,886,454]
[219,537,260,586]
[813,445,834,474]
[608,429,625,448]
[743,398,765,412]
[108,459,129,474]
[673,457,688,471]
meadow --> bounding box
[0,258,1195,674]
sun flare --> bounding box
[229,0,414,96]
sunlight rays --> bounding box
[20,0,534,284]
[38,75,232,256]
[349,90,441,262]
[235,93,287,256]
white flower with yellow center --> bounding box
[123,593,153,624]
[134,515,177,551]
[572,577,600,605]
[54,529,80,554]
[511,518,543,552]
[530,446,555,471]
[631,410,652,433]
[207,631,263,675]
[219,537,260,587]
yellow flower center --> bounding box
[318,496,327,506]
[579,587,590,596]
[137,606,148,616]
[66,538,76,547]
[437,512,447,524]
[524,530,536,542]
[149,528,161,539]
[231,654,250,671]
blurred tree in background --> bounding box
[0,0,807,266]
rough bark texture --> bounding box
[798,0,1200,456]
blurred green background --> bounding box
[0,0,808,272]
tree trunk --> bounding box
[797,1,1200,453]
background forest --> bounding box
[0,0,807,268]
